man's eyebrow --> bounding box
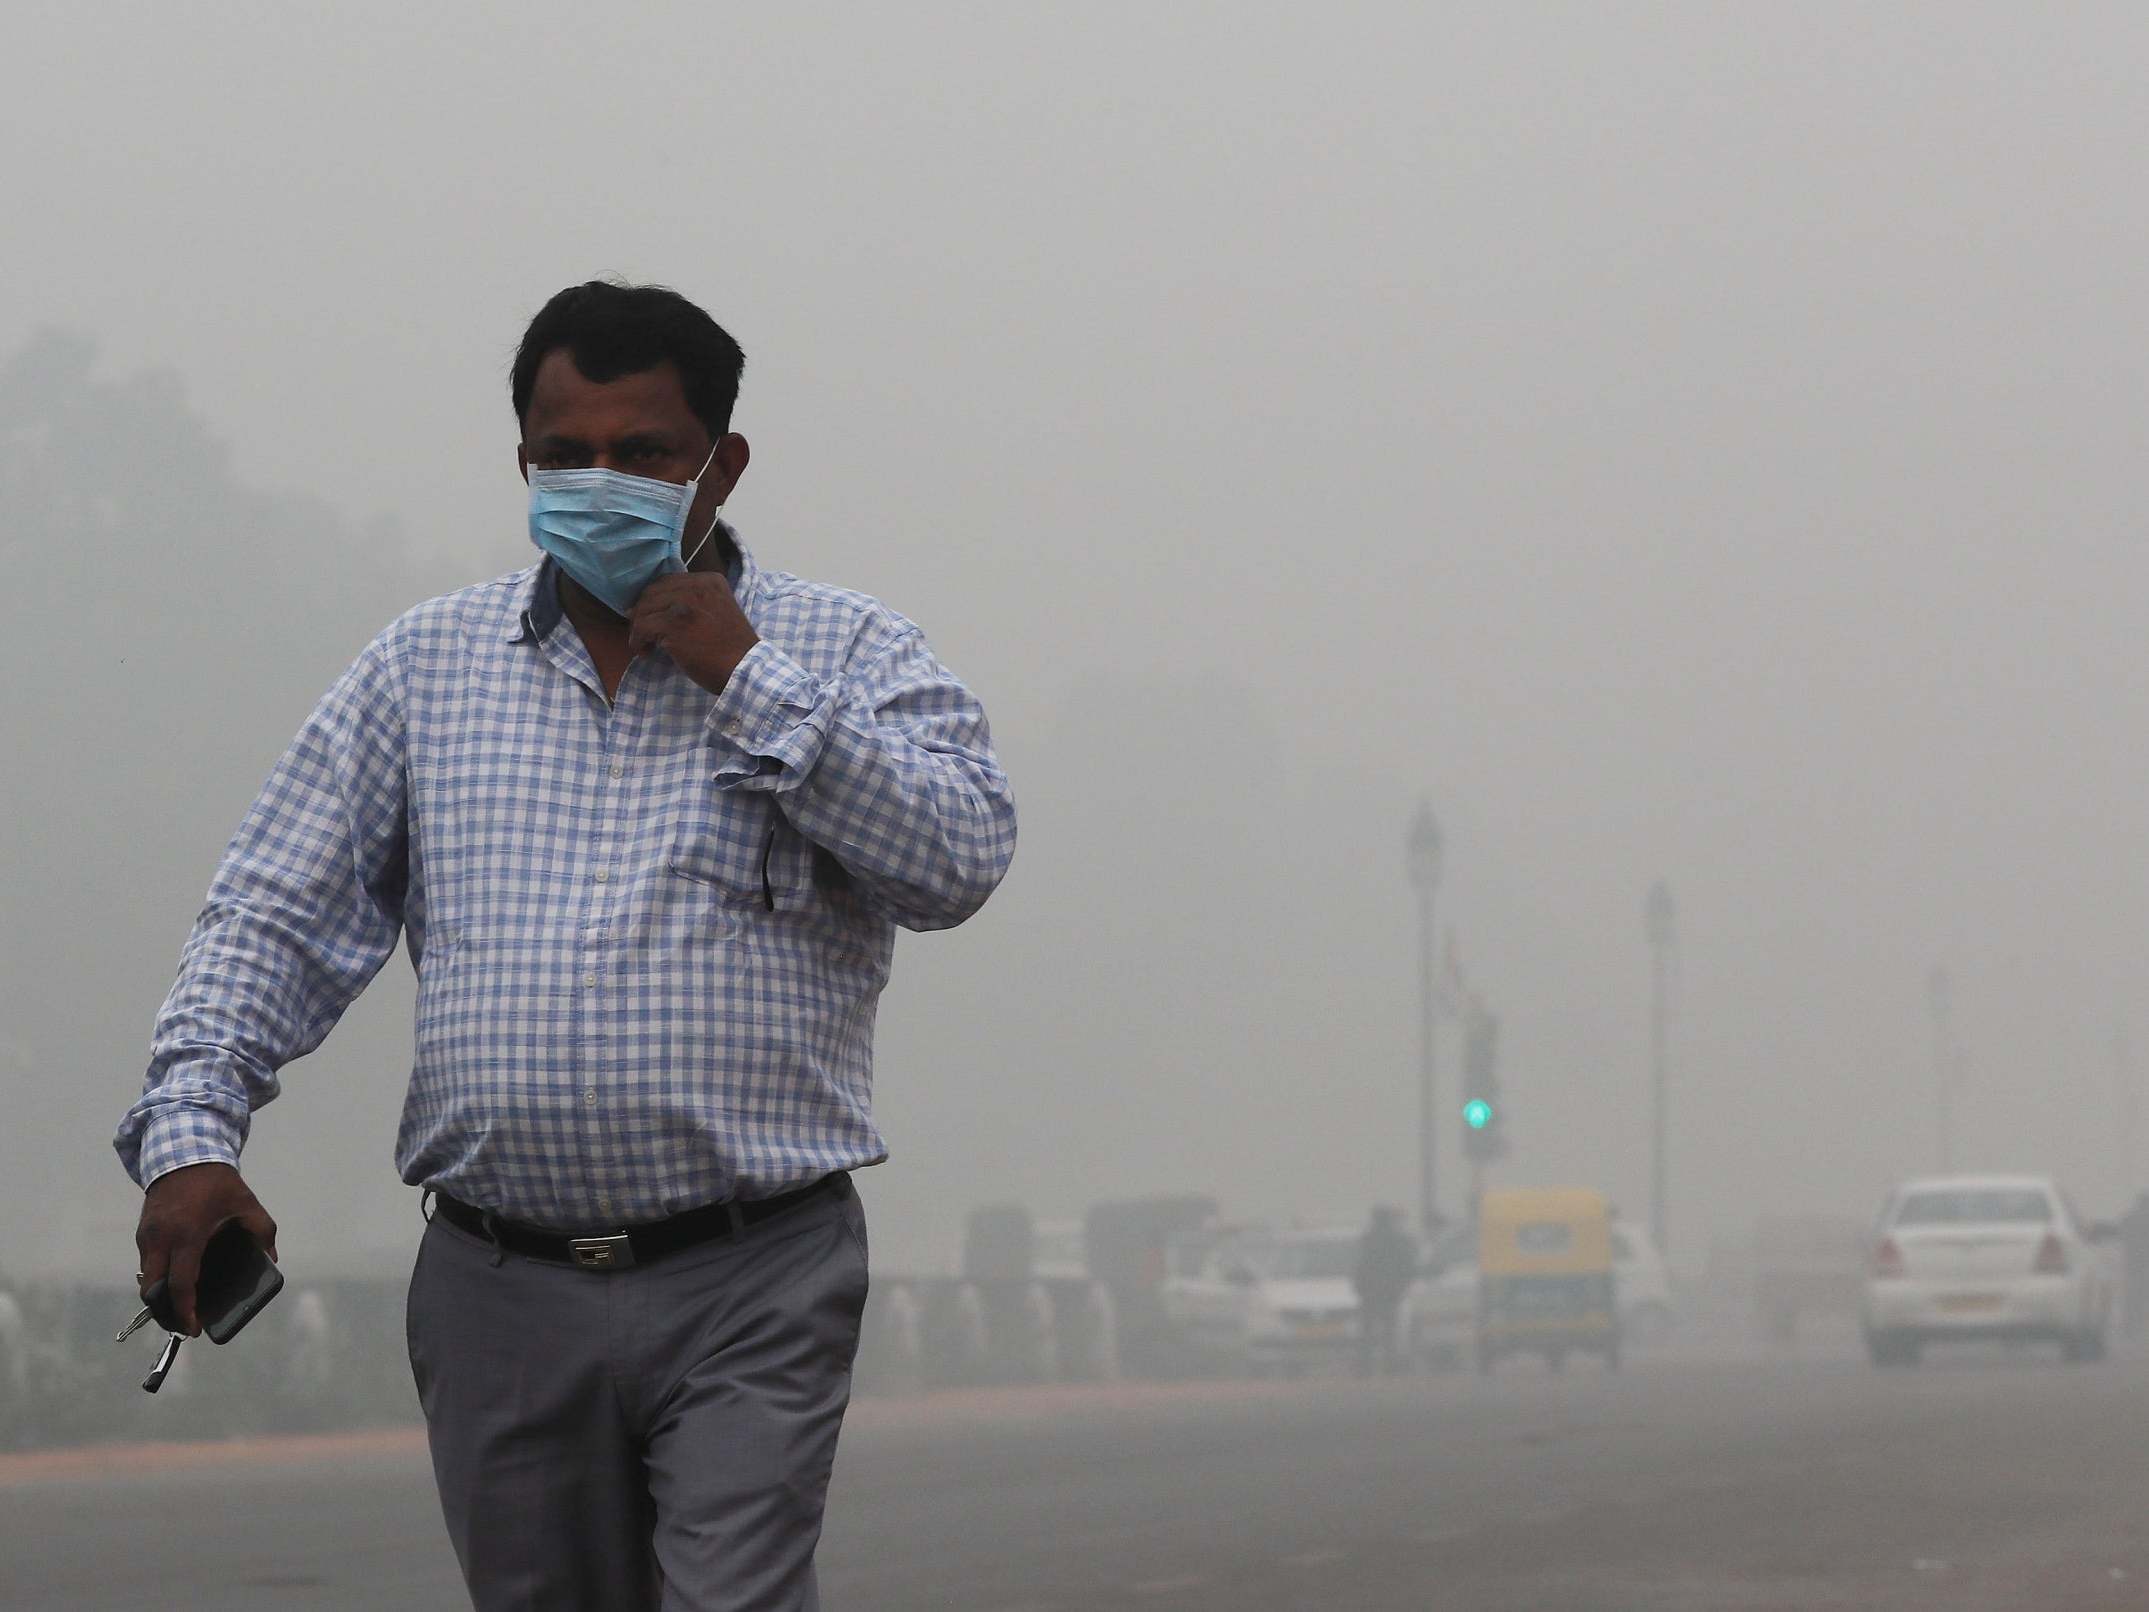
[526,432,586,451]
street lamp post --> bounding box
[2119,1026,2139,1196]
[1645,879,1676,1257]
[1407,803,1444,1237]
[1926,967,1954,1174]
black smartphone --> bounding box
[142,1222,284,1343]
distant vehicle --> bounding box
[1029,1219,1088,1283]
[1475,1188,1620,1374]
[1161,1226,1275,1364]
[1084,1194,1219,1378]
[1408,1216,1672,1368]
[1161,1227,1367,1375]
[1861,1174,2117,1368]
[1611,1223,1675,1344]
[1404,1227,1480,1371]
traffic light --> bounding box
[1461,1004,1506,1162]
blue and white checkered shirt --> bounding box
[115,531,1016,1229]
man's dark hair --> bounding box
[511,281,746,439]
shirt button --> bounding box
[610,764,624,779]
[597,1195,613,1212]
[583,972,598,988]
[582,1088,598,1105]
[593,868,609,884]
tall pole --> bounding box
[2118,1025,2137,1197]
[1408,804,1444,1237]
[1418,878,1436,1233]
[1646,880,1676,1256]
[1464,991,1489,1217]
[1927,967,1954,1173]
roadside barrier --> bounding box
[0,1272,1132,1449]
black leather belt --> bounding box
[430,1174,843,1270]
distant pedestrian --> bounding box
[1354,1206,1420,1375]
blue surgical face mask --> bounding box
[526,440,723,616]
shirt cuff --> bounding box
[132,1110,245,1190]
[706,641,834,784]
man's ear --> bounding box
[517,444,530,485]
[712,434,751,503]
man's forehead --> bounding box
[524,350,696,437]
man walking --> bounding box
[1353,1205,1419,1376]
[116,282,1017,1609]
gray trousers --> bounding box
[405,1175,869,1611]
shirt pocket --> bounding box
[666,785,785,908]
[664,782,883,974]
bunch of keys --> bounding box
[115,1225,285,1394]
[115,1301,184,1394]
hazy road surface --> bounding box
[8,1348,2149,1611]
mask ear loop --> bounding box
[682,505,724,571]
[681,438,726,571]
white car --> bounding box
[1404,1228,1478,1370]
[1611,1223,1675,1344]
[1861,1174,2117,1367]
[1163,1228,1367,1374]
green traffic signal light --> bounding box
[1462,1098,1493,1130]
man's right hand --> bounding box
[134,1162,278,1337]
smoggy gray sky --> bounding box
[7,2,2148,1276]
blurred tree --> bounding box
[1,330,439,1273]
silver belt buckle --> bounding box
[568,1233,635,1270]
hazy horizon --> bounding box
[8,1,2148,1284]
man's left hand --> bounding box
[628,572,762,697]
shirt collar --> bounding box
[508,558,564,643]
[508,521,761,644]
[728,525,763,612]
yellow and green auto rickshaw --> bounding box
[1476,1188,1621,1374]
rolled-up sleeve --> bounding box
[115,632,411,1188]
[704,625,1015,930]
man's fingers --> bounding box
[629,580,679,627]
[627,609,690,657]
[641,573,734,609]
[242,1208,280,1265]
[135,1237,170,1301]
[165,1235,207,1336]
[134,1195,182,1301]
